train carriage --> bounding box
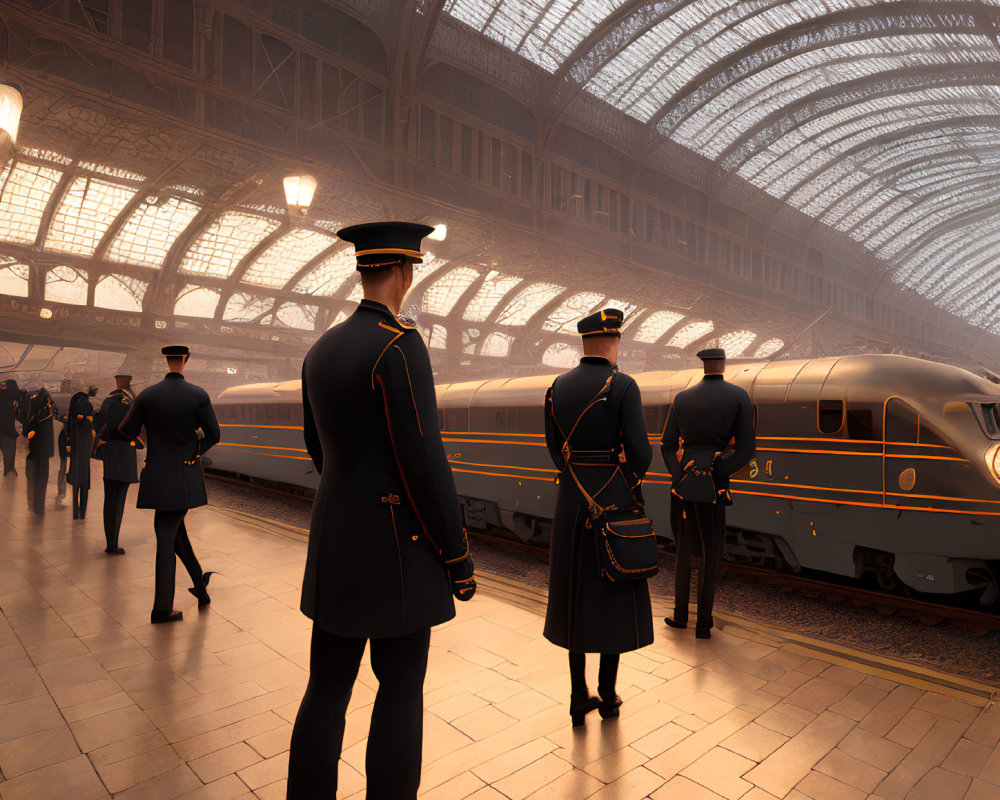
[209,354,1000,606]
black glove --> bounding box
[447,556,476,602]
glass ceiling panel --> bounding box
[174,285,221,318]
[224,292,274,323]
[665,320,714,349]
[495,282,565,326]
[462,270,523,322]
[293,247,355,297]
[45,177,137,256]
[45,266,89,305]
[480,331,512,358]
[421,267,481,317]
[754,338,784,359]
[437,1,1000,329]
[542,341,582,369]
[0,162,63,245]
[242,229,337,289]
[106,196,201,268]
[179,212,280,279]
[275,302,318,330]
[94,274,147,312]
[542,291,605,332]
[633,310,683,344]
[0,258,29,298]
[674,37,997,153]
[442,0,619,74]
[711,330,757,358]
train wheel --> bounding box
[966,565,999,607]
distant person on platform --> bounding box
[661,348,755,639]
[543,309,654,726]
[0,378,19,476]
[22,387,55,515]
[119,346,219,623]
[95,375,141,554]
[287,222,476,800]
[65,387,97,520]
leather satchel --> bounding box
[554,375,659,583]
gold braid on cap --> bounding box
[354,248,424,259]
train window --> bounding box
[885,399,918,443]
[977,403,1000,439]
[470,407,505,432]
[444,407,469,432]
[755,403,813,436]
[438,409,445,430]
[818,400,844,435]
[846,405,879,440]
[644,405,667,435]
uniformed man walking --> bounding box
[96,375,140,554]
[22,387,55,514]
[661,348,755,638]
[543,309,654,726]
[0,379,19,476]
[287,222,476,800]
[119,346,219,623]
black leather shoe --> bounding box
[188,571,214,606]
[104,547,125,555]
[598,690,622,719]
[570,693,600,727]
[695,628,712,639]
[664,617,687,629]
[150,609,183,624]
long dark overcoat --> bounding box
[300,299,470,639]
[96,388,140,484]
[66,393,94,489]
[23,390,55,459]
[543,356,654,653]
[0,381,18,438]
[118,373,220,510]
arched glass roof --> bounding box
[441,0,1000,331]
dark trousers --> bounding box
[569,651,619,697]
[670,495,726,630]
[25,455,48,514]
[56,456,67,499]
[103,479,130,549]
[72,486,89,518]
[287,624,431,800]
[0,434,15,475]
[152,510,204,611]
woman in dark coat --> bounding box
[22,388,55,515]
[543,309,653,727]
[66,390,95,519]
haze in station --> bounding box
[2,0,1000,393]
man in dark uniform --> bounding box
[661,348,755,639]
[119,346,219,623]
[22,387,55,514]
[96,375,140,554]
[287,222,476,800]
[0,379,19,476]
[544,309,653,725]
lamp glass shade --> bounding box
[283,174,317,212]
[0,84,22,144]
[428,223,447,242]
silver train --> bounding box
[209,355,1000,606]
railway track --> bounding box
[206,474,1000,634]
[720,562,1000,634]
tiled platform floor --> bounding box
[1,472,999,800]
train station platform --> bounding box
[1,473,999,800]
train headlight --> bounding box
[986,443,1000,483]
